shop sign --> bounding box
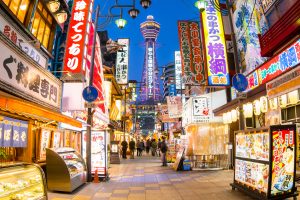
[146,43,154,96]
[0,116,28,147]
[166,96,182,118]
[168,84,176,96]
[177,21,206,85]
[246,70,259,91]
[271,125,295,195]
[115,39,129,84]
[0,40,61,108]
[231,87,237,100]
[192,96,212,123]
[39,129,51,161]
[159,104,177,122]
[0,14,47,68]
[260,0,276,12]
[52,131,62,148]
[174,51,184,89]
[266,67,300,98]
[202,1,230,86]
[63,0,93,75]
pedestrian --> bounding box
[151,139,157,156]
[161,137,168,166]
[157,138,162,157]
[146,139,151,154]
[129,139,136,159]
[121,140,128,159]
[138,140,144,156]
[136,140,140,157]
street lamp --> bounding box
[115,18,127,29]
[128,8,140,18]
[194,0,206,12]
[140,0,151,9]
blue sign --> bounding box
[169,84,177,96]
[82,86,98,102]
[232,73,248,92]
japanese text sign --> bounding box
[116,39,129,84]
[0,116,28,147]
[178,21,206,85]
[0,40,61,108]
[63,0,92,74]
[146,43,154,96]
[174,51,185,89]
[167,96,182,118]
[201,1,230,86]
[0,13,47,68]
[246,38,300,91]
[192,96,212,123]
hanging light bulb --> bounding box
[115,18,127,29]
[194,0,206,12]
[140,0,151,9]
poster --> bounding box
[166,96,182,118]
[64,130,71,147]
[235,131,269,161]
[39,129,51,161]
[51,131,62,149]
[271,126,295,195]
[235,159,269,193]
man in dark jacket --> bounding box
[121,140,128,159]
[129,139,136,159]
[160,137,168,166]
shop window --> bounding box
[281,109,287,122]
[2,0,30,23]
[30,1,55,51]
[296,105,300,121]
[245,118,254,129]
[287,106,296,121]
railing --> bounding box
[259,0,300,57]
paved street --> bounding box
[48,155,262,200]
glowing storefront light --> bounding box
[253,100,261,116]
[260,96,268,113]
[287,90,298,105]
[269,98,278,110]
[279,94,287,108]
[231,109,237,122]
[243,103,253,118]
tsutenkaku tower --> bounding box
[139,15,160,102]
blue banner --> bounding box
[0,117,28,147]
[169,84,177,96]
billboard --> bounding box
[201,0,229,86]
[178,21,206,85]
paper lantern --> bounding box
[269,98,278,110]
[231,109,237,122]
[287,90,298,105]
[227,112,232,123]
[243,103,253,118]
[253,100,261,116]
[279,94,287,108]
[223,113,227,124]
[260,96,268,113]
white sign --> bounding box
[166,96,182,118]
[147,45,154,96]
[174,51,184,90]
[192,96,212,123]
[115,39,129,84]
[0,13,47,68]
[0,40,61,108]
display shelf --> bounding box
[0,182,43,198]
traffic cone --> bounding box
[93,169,99,183]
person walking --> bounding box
[151,139,157,156]
[136,140,140,157]
[161,137,168,166]
[138,140,144,156]
[129,139,136,159]
[146,139,151,154]
[121,140,128,159]
[157,138,162,157]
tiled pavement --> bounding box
[48,155,270,200]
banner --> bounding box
[167,96,182,118]
[115,39,129,84]
[178,21,206,85]
[174,51,185,89]
[201,1,230,85]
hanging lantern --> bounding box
[287,90,298,105]
[279,94,287,108]
[243,103,253,118]
[260,96,268,113]
[115,18,127,29]
[48,0,60,13]
[231,109,237,122]
[227,112,232,124]
[253,100,261,116]
[269,98,278,110]
[223,113,227,124]
[56,10,67,24]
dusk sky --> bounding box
[95,0,201,83]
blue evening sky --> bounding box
[95,0,201,82]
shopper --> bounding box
[161,137,168,166]
[121,140,128,159]
[146,139,151,154]
[129,139,136,159]
[138,140,144,156]
[136,140,140,157]
[157,138,162,157]
[151,139,157,156]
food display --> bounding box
[232,125,297,200]
[236,131,269,161]
[46,147,86,192]
[0,163,47,200]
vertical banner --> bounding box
[177,21,206,85]
[19,120,28,147]
[167,96,182,118]
[63,0,93,75]
[115,39,129,84]
[271,125,296,196]
[201,1,230,86]
[2,118,12,147]
[52,131,62,148]
[146,42,155,97]
[11,119,20,147]
[39,129,51,161]
[174,51,185,89]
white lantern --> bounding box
[227,112,232,123]
[231,109,237,122]
[287,90,298,105]
[223,113,227,124]
[243,103,253,118]
[253,100,261,116]
[279,94,287,108]
[260,96,268,113]
[269,98,278,110]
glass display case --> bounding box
[46,147,86,192]
[231,125,298,199]
[0,163,47,200]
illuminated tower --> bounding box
[139,15,160,102]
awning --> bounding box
[0,96,82,128]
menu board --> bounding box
[236,131,269,161]
[235,159,269,193]
[51,131,62,148]
[64,130,71,147]
[39,129,51,161]
[271,127,295,195]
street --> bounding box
[49,155,257,200]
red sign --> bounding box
[63,0,92,74]
[178,21,206,85]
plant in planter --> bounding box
[0,148,7,160]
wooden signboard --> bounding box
[173,147,185,171]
